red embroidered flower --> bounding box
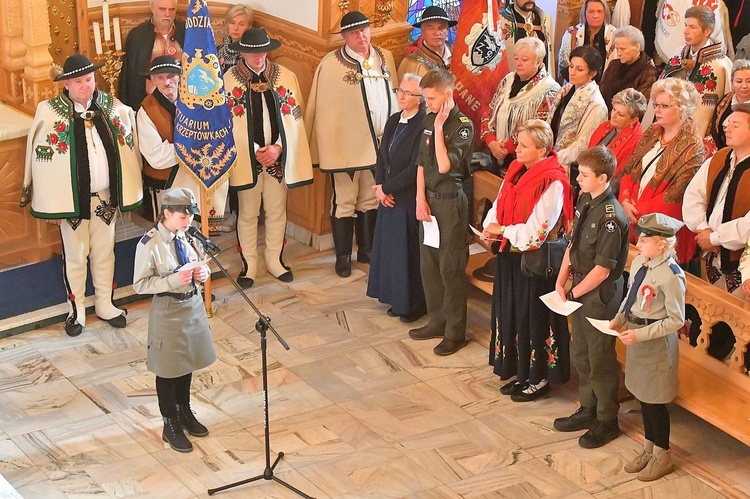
[287,97,296,107]
[232,87,243,99]
[706,79,717,91]
[700,65,711,76]
[548,352,555,363]
[695,83,704,93]
[49,134,58,144]
[277,87,287,97]
[233,105,244,117]
[670,56,680,66]
[281,104,291,115]
[58,142,68,152]
[55,122,66,133]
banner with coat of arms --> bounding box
[451,0,510,143]
[655,0,726,62]
[174,0,236,196]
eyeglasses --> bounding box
[652,103,675,110]
[394,88,422,98]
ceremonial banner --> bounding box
[174,0,236,197]
[451,0,509,143]
[655,0,725,61]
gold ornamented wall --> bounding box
[47,0,78,65]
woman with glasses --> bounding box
[366,74,427,323]
[617,78,705,263]
[705,59,750,156]
[480,37,559,172]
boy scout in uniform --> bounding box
[409,68,474,356]
[553,146,629,448]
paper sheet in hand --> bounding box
[177,259,208,273]
[469,224,502,242]
[539,291,582,316]
[422,216,440,248]
[587,317,620,336]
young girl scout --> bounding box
[609,212,686,481]
[133,187,217,453]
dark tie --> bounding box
[570,202,591,248]
[174,236,189,266]
[623,264,648,321]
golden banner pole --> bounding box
[200,187,213,318]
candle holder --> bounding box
[97,40,124,96]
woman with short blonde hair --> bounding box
[481,37,559,171]
[482,119,574,402]
[218,5,255,73]
[589,87,647,179]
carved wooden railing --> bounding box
[470,169,750,446]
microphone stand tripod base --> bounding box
[203,251,314,498]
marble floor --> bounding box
[0,233,748,498]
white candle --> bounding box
[93,22,103,54]
[102,0,111,41]
[113,17,122,51]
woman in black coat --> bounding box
[366,74,427,322]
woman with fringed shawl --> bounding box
[482,120,574,402]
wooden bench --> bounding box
[468,169,750,446]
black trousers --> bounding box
[641,401,670,449]
[156,373,192,418]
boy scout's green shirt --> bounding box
[569,187,630,281]
[416,106,474,193]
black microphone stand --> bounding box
[198,243,314,498]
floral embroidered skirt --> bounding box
[489,251,570,385]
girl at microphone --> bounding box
[133,187,216,453]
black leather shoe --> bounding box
[103,313,127,329]
[579,418,621,448]
[238,276,255,289]
[554,406,597,432]
[162,417,193,453]
[434,338,470,356]
[64,319,83,337]
[276,271,294,283]
[511,382,550,402]
[176,404,209,437]
[399,311,426,323]
[500,379,522,396]
[335,255,352,278]
[409,325,444,340]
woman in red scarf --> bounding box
[588,88,646,181]
[482,120,574,402]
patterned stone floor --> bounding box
[0,234,748,498]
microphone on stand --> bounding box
[187,226,220,254]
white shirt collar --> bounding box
[344,44,373,65]
[73,98,93,113]
[399,109,419,123]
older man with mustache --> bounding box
[397,6,456,80]
[136,55,182,220]
[119,0,186,109]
